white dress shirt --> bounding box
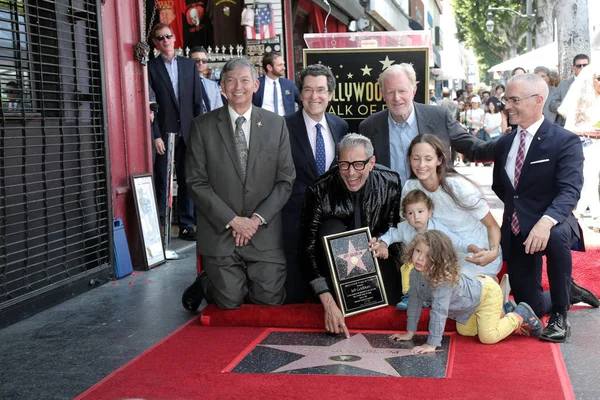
[504,116,557,225]
[504,117,544,187]
[302,110,335,171]
[262,75,285,116]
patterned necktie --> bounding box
[234,116,248,177]
[273,81,279,115]
[315,123,326,175]
[511,129,527,235]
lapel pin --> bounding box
[257,121,263,127]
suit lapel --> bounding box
[216,107,245,181]
[246,106,264,178]
[177,58,186,110]
[375,110,391,167]
[519,119,549,183]
[413,103,436,134]
[292,111,318,176]
[157,57,179,110]
[502,130,517,188]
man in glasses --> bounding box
[550,53,589,127]
[281,64,348,303]
[299,134,402,337]
[148,23,204,241]
[190,46,223,112]
[492,73,598,344]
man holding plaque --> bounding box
[300,134,402,337]
[282,64,348,304]
[359,63,495,186]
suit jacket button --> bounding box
[244,190,249,195]
[514,195,518,199]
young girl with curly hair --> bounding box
[390,230,542,354]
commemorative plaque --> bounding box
[322,227,388,317]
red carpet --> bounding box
[77,318,573,400]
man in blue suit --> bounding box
[252,52,300,116]
[148,23,203,240]
[190,46,224,111]
[492,74,598,343]
[282,64,348,303]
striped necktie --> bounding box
[510,130,527,235]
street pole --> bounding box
[526,0,533,52]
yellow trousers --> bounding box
[400,263,413,294]
[456,276,520,344]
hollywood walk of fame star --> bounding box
[360,64,372,76]
[380,55,395,70]
[337,241,368,275]
[260,333,411,376]
[347,72,353,79]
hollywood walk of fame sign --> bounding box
[323,227,387,316]
[226,330,451,378]
[303,47,429,133]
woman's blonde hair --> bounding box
[403,230,460,289]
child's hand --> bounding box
[389,332,414,341]
[369,238,389,259]
[410,344,437,354]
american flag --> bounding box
[245,7,275,40]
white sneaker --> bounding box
[500,274,511,304]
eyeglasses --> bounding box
[574,63,589,68]
[338,157,373,171]
[503,94,539,106]
[155,33,174,41]
[301,87,329,96]
[194,58,208,64]
[595,77,600,82]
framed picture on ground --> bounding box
[322,227,388,317]
[131,174,166,269]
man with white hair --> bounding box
[359,63,494,185]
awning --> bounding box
[488,42,558,72]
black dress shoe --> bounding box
[540,312,570,343]
[179,228,197,241]
[182,275,205,313]
[570,280,600,307]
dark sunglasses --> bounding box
[155,33,174,41]
[574,63,588,68]
[194,58,208,64]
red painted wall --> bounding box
[101,0,153,269]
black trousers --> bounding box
[507,220,576,317]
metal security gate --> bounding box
[0,0,111,326]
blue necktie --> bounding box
[273,81,279,115]
[315,123,326,175]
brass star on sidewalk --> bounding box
[380,55,395,70]
[360,64,372,76]
[260,333,411,376]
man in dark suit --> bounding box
[359,63,494,185]
[492,73,597,343]
[148,23,203,240]
[282,64,348,303]
[252,52,300,116]
[182,58,296,311]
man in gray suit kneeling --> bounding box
[182,58,296,311]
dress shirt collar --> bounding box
[388,105,416,128]
[160,53,177,64]
[517,116,545,138]
[265,75,279,85]
[228,105,252,125]
[302,109,327,130]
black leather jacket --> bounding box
[299,164,401,293]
